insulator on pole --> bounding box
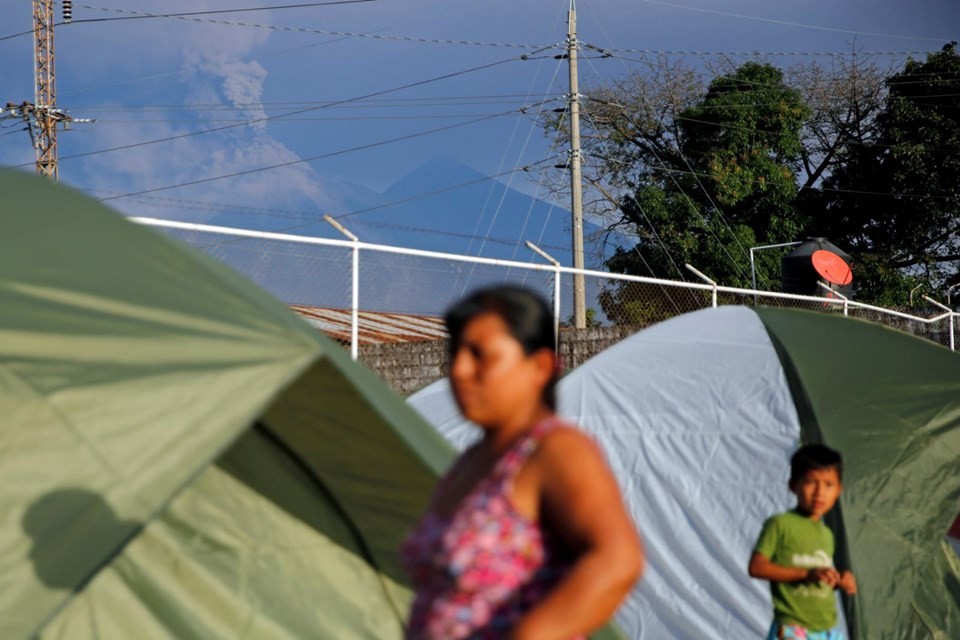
[62,0,72,23]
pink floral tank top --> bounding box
[400,419,583,639]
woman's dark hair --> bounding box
[789,443,844,484]
[444,284,558,410]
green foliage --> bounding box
[565,49,960,316]
[561,307,602,328]
[597,281,706,329]
[591,62,810,321]
[674,62,810,243]
[597,285,676,326]
[805,43,960,301]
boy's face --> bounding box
[790,467,842,520]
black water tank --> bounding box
[781,238,853,298]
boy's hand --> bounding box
[806,567,840,587]
[838,570,857,595]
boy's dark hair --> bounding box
[444,285,557,410]
[790,443,843,483]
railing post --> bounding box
[325,215,361,361]
[526,240,562,353]
[923,295,954,351]
[749,241,803,305]
[352,243,360,360]
[685,264,717,308]
[817,282,848,316]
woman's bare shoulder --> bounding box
[537,422,605,465]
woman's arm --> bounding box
[511,428,643,640]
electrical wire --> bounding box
[40,51,546,167]
[589,67,752,280]
[73,4,554,49]
[574,40,960,271]
[99,106,537,202]
[110,173,570,250]
[579,104,687,282]
[639,0,953,43]
[634,162,959,201]
[0,29,34,44]
[91,113,522,123]
[72,1,379,22]
[588,46,934,57]
[104,157,563,260]
[336,156,559,220]
[472,42,567,260]
[77,94,565,111]
[585,46,953,94]
[576,7,689,284]
[578,2,754,283]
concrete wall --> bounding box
[358,325,644,396]
[358,310,956,396]
[358,339,450,396]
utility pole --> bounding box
[1,0,90,180]
[33,0,59,178]
[566,0,586,328]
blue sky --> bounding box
[1,0,958,246]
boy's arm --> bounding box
[749,552,840,587]
[838,570,857,594]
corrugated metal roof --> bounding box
[290,305,448,345]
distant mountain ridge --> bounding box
[168,157,620,310]
[355,157,604,264]
[199,157,609,265]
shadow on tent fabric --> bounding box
[947,569,960,610]
[215,422,386,575]
[22,488,141,592]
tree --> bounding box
[563,61,810,323]
[550,49,955,316]
[812,43,960,303]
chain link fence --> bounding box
[139,219,958,354]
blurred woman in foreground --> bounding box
[401,285,643,640]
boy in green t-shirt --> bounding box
[749,444,857,640]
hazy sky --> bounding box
[1,0,957,240]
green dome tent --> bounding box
[0,169,460,638]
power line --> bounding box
[74,94,564,110]
[72,1,379,23]
[560,0,692,295]
[591,49,888,92]
[100,161,569,250]
[0,29,34,44]
[469,43,567,260]
[103,157,562,255]
[37,52,541,167]
[635,162,959,201]
[91,113,522,123]
[3,3,378,44]
[99,107,537,202]
[639,0,953,43]
[584,43,935,57]
[72,4,554,49]
[578,97,960,156]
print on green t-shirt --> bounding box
[753,510,836,632]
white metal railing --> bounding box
[134,217,959,357]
